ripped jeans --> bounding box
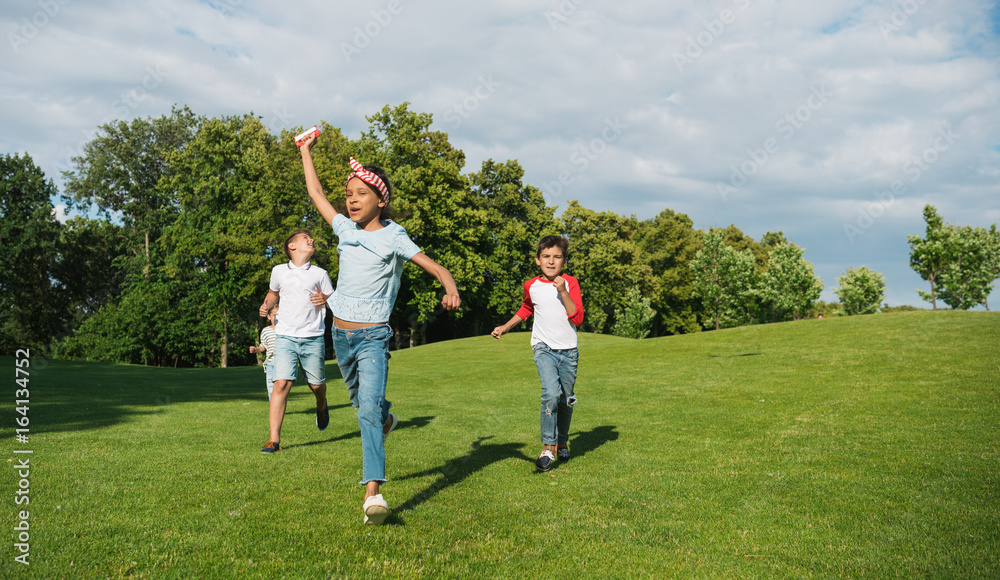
[532,342,578,446]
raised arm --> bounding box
[299,134,339,227]
[410,252,461,311]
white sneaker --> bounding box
[363,494,389,525]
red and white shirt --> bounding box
[515,274,585,350]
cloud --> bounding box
[2,0,998,308]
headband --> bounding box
[345,157,390,205]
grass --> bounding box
[1,310,998,578]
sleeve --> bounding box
[268,266,280,293]
[332,213,351,237]
[392,225,421,262]
[515,279,534,321]
[566,276,585,327]
[320,271,334,295]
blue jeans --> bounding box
[333,324,393,484]
[263,363,275,401]
[532,342,578,446]
[273,335,326,385]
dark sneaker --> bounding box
[557,445,570,462]
[535,448,555,472]
[261,441,281,454]
[316,404,329,431]
[383,413,398,438]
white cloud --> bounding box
[2,0,998,308]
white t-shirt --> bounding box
[516,274,585,350]
[268,261,334,338]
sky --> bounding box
[3,0,999,308]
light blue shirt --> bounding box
[327,214,421,323]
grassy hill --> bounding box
[2,311,998,578]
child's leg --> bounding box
[354,328,393,493]
[333,325,393,498]
[264,363,275,401]
[532,343,562,447]
[555,348,579,447]
[269,379,293,442]
[268,336,300,444]
[298,335,328,417]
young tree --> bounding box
[834,266,886,315]
[909,205,1000,310]
[935,224,1000,310]
[760,242,824,321]
[612,286,656,339]
[689,228,760,330]
[908,205,952,310]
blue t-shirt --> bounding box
[327,214,421,323]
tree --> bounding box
[353,103,482,345]
[560,201,654,333]
[467,158,558,334]
[159,114,285,367]
[62,106,201,277]
[0,153,66,353]
[760,241,824,321]
[689,228,760,330]
[634,209,702,335]
[935,224,1000,310]
[53,216,129,329]
[612,286,656,339]
[909,205,1000,310]
[834,266,886,315]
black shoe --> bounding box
[316,405,329,431]
[535,448,554,472]
[261,441,281,454]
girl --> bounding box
[299,133,461,525]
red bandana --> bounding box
[345,157,390,205]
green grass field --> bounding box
[2,311,998,578]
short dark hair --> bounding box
[537,235,569,258]
[283,229,312,260]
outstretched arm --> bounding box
[299,133,339,227]
[410,252,461,311]
[491,314,524,339]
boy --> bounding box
[257,229,334,453]
[491,235,584,472]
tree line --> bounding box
[2,104,996,366]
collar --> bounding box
[287,261,312,270]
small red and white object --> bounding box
[295,125,321,146]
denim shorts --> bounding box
[273,334,326,385]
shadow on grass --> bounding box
[389,436,532,524]
[388,425,619,524]
[283,415,435,449]
[1,357,343,438]
[708,353,761,358]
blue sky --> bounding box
[3,0,999,308]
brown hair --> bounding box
[536,235,569,258]
[283,229,312,260]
